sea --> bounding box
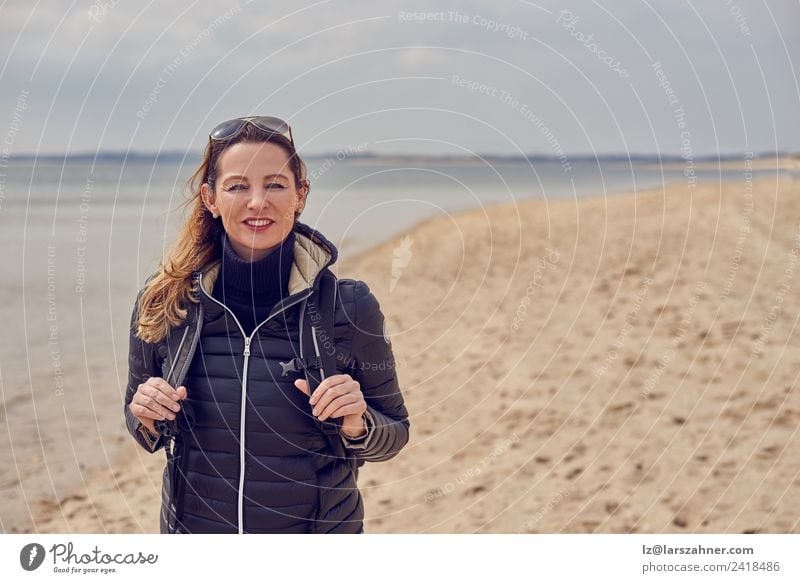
[2,153,791,270]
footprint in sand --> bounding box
[757,445,780,459]
[775,408,800,427]
[607,402,634,414]
[672,515,689,528]
[566,467,583,480]
[630,460,659,484]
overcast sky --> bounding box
[1,0,798,157]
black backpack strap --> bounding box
[155,287,202,534]
[301,269,347,459]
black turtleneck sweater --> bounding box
[212,229,296,337]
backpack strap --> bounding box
[301,269,347,459]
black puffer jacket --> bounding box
[124,221,410,533]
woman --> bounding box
[123,116,410,534]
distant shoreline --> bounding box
[645,156,800,172]
[8,151,799,165]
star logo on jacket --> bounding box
[279,357,303,377]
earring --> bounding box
[211,208,219,219]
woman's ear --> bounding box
[200,182,216,214]
[298,178,309,204]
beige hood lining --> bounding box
[199,230,331,296]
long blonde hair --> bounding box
[135,125,309,344]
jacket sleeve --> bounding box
[341,280,410,462]
[124,287,166,454]
[339,407,376,449]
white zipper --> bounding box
[198,276,312,534]
[238,335,251,532]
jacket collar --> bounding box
[194,220,338,296]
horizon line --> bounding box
[8,149,798,162]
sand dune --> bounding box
[14,176,800,533]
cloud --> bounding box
[0,0,797,155]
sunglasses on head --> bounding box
[208,116,295,148]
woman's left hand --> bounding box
[294,374,367,438]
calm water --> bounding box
[2,155,788,262]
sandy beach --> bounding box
[4,174,799,534]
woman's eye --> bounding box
[225,183,284,192]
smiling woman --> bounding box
[123,116,410,534]
[200,141,307,262]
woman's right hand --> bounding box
[129,377,188,435]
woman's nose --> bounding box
[247,188,272,209]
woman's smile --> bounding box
[242,216,275,232]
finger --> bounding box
[319,399,364,421]
[309,374,351,406]
[130,401,167,422]
[311,380,356,417]
[133,395,175,421]
[176,386,188,400]
[133,392,177,420]
[143,385,181,413]
[331,403,366,421]
[317,393,361,421]
[147,377,181,401]
[293,378,310,397]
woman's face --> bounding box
[201,141,307,262]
